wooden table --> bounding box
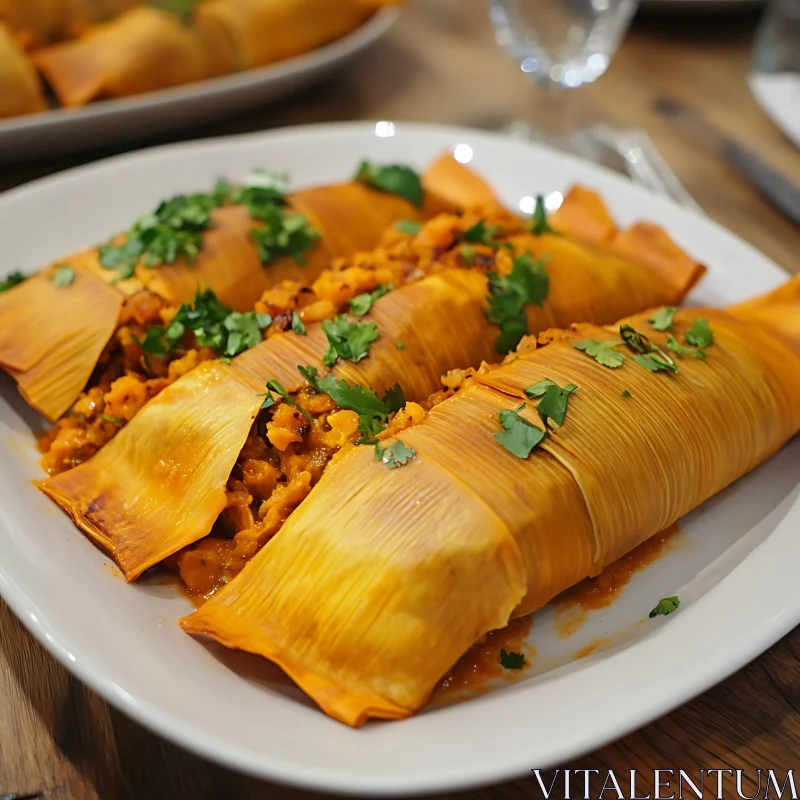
[2,2,800,798]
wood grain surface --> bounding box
[2,1,800,798]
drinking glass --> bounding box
[488,0,639,152]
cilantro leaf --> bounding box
[251,206,319,266]
[484,253,549,353]
[99,413,124,426]
[354,161,424,208]
[291,311,306,335]
[395,219,422,235]
[462,220,500,248]
[51,265,75,287]
[666,333,706,360]
[461,243,476,266]
[633,353,678,373]
[649,596,680,618]
[321,315,379,367]
[375,440,416,469]
[381,384,406,415]
[258,379,312,421]
[223,311,267,357]
[233,169,288,219]
[574,339,626,368]
[499,648,526,669]
[685,317,714,349]
[396,341,405,350]
[649,306,677,331]
[348,284,393,316]
[621,324,677,373]
[0,270,26,292]
[529,195,556,236]
[523,378,557,398]
[494,402,547,458]
[298,366,390,419]
[621,389,632,398]
[534,381,577,428]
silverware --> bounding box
[655,96,800,227]
[586,124,705,214]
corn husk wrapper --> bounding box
[182,282,800,727]
[0,263,122,421]
[1,155,481,420]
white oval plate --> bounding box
[1,122,798,796]
[641,0,762,10]
[0,9,398,165]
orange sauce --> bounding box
[573,637,612,659]
[433,616,534,703]
[554,523,682,638]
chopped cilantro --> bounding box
[51,265,75,287]
[530,381,577,428]
[136,289,269,359]
[0,270,26,292]
[396,341,405,350]
[321,315,379,367]
[291,311,306,335]
[354,161,424,208]
[529,195,556,236]
[232,169,288,218]
[99,192,217,279]
[381,384,406,415]
[621,389,632,398]
[494,402,547,458]
[375,440,416,469]
[685,317,714,349]
[349,284,393,316]
[633,353,678,373]
[395,219,422,235]
[649,596,680,618]
[299,366,388,417]
[462,220,500,248]
[461,243,476,266]
[251,205,319,266]
[573,339,626,369]
[620,324,677,373]
[666,333,706,360]
[484,252,549,353]
[258,379,312,421]
[649,306,677,331]
[99,413,124,426]
[499,648,526,669]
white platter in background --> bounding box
[0,122,798,796]
[0,9,398,165]
[750,73,800,149]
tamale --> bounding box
[32,7,211,107]
[181,275,800,727]
[0,23,46,118]
[39,195,704,581]
[193,0,398,72]
[1,156,476,420]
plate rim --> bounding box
[1,120,798,796]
